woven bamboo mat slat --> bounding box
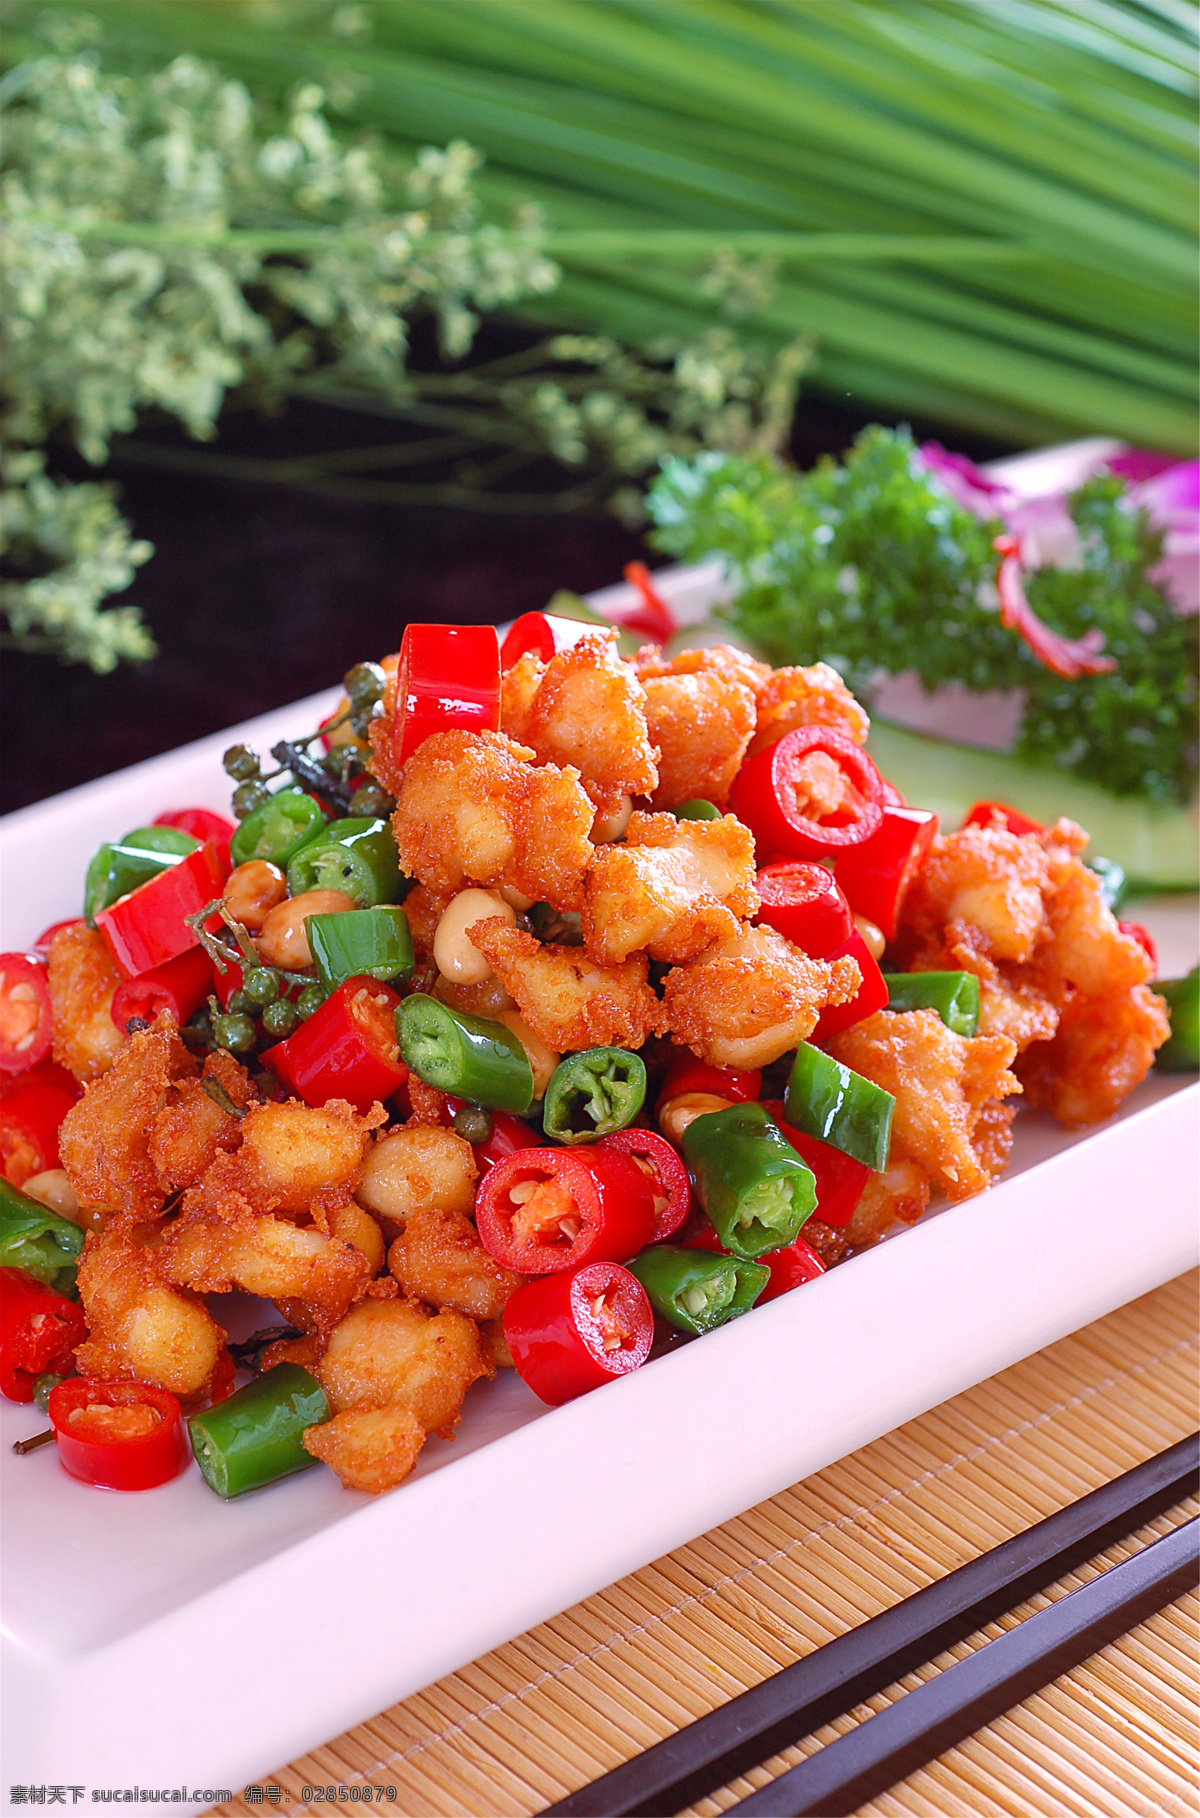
[216,1271,1200,1818]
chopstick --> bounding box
[726,1514,1199,1817]
[540,1432,1199,1818]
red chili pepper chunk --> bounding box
[733,727,885,860]
[47,1378,191,1490]
[503,1260,654,1404]
[153,808,237,845]
[655,1058,762,1116]
[395,623,501,765]
[0,954,55,1074]
[1,1267,88,1403]
[0,1079,79,1188]
[962,801,1045,837]
[755,861,853,958]
[110,946,215,1034]
[601,1129,693,1242]
[265,977,406,1114]
[809,928,889,1043]
[95,841,231,979]
[499,612,593,669]
[835,805,939,942]
[476,1146,655,1275]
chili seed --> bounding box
[33,1373,66,1413]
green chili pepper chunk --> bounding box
[542,1047,647,1144]
[673,799,722,822]
[0,1178,85,1297]
[84,826,200,920]
[187,1363,331,1498]
[396,994,534,1114]
[286,817,404,907]
[681,1102,816,1261]
[785,1044,894,1172]
[229,787,329,870]
[1155,968,1199,1072]
[882,971,980,1037]
[308,905,414,991]
[629,1245,769,1336]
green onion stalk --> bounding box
[61,0,1198,452]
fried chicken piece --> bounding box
[328,1200,386,1276]
[160,1197,372,1338]
[746,662,870,759]
[973,1098,1018,1176]
[468,917,664,1054]
[631,642,769,688]
[303,1405,426,1496]
[902,825,1051,964]
[195,1098,379,1219]
[47,923,124,1082]
[842,1156,933,1250]
[896,819,1166,1125]
[315,1296,493,1434]
[75,1229,224,1396]
[302,1297,495,1490]
[901,922,1061,1055]
[147,1049,255,1193]
[1016,985,1170,1129]
[638,655,757,811]
[501,633,658,816]
[390,729,595,910]
[828,1010,1020,1201]
[355,1124,478,1235]
[662,925,860,1069]
[388,1203,524,1320]
[58,1022,194,1223]
[1033,844,1155,999]
[582,812,758,965]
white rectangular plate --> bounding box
[2,559,1196,1805]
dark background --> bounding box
[1,368,1011,815]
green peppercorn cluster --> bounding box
[222,662,393,823]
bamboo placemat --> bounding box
[218,1271,1200,1817]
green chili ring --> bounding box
[542,1047,647,1144]
[396,993,534,1114]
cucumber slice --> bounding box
[867,720,1198,890]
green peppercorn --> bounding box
[212,1012,257,1054]
[243,967,280,1007]
[226,988,255,1016]
[33,1372,66,1413]
[348,780,393,818]
[344,662,386,712]
[296,984,327,1022]
[261,999,300,1040]
[232,779,272,820]
[223,744,262,782]
[452,1104,493,1146]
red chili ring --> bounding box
[475,1146,655,1274]
[503,1261,654,1404]
[733,726,885,858]
[600,1129,693,1242]
[48,1378,191,1491]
